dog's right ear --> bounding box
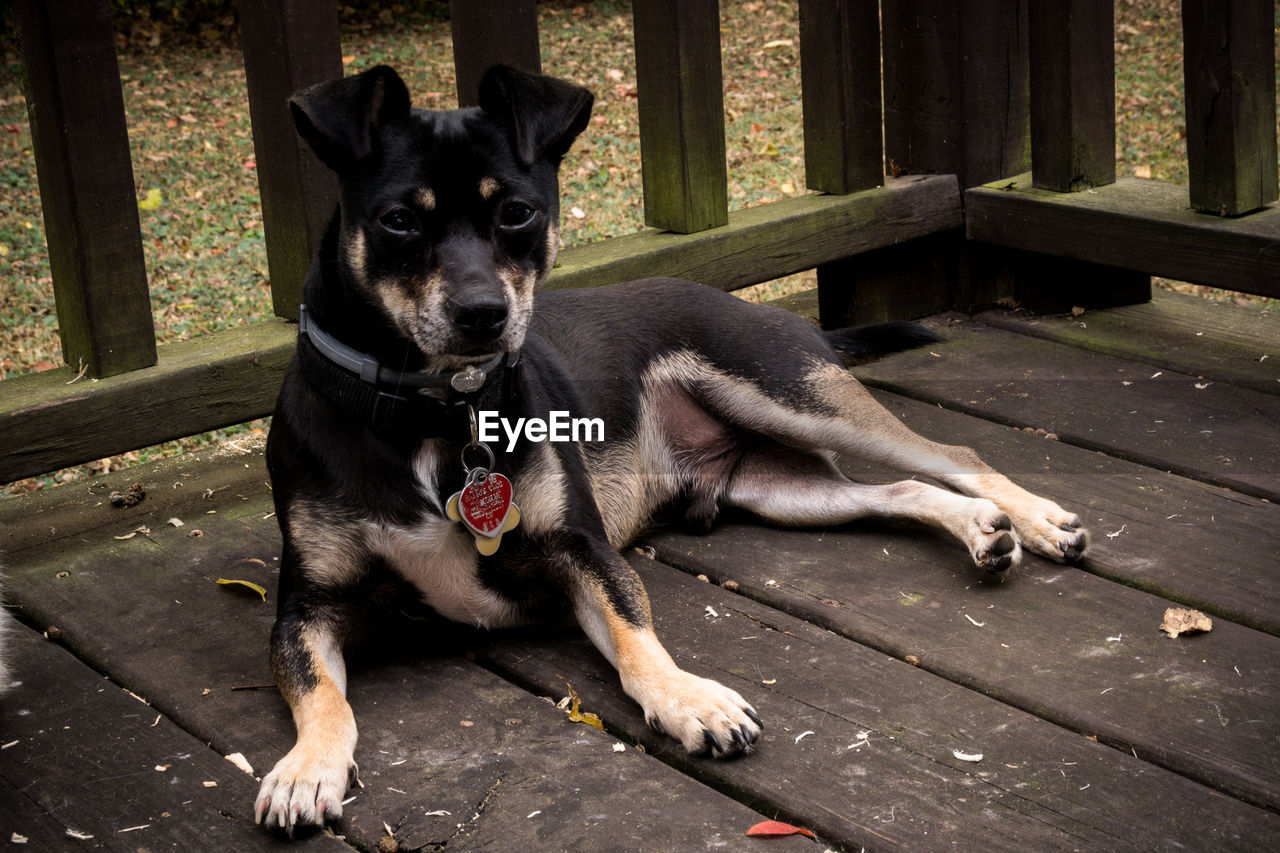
[289,65,412,173]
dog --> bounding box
[255,64,1088,832]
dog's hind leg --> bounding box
[722,446,1021,572]
[703,359,1087,566]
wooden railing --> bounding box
[2,0,1277,485]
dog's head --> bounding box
[291,65,593,368]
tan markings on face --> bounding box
[479,177,501,199]
[416,187,436,211]
[341,228,368,286]
[541,224,560,285]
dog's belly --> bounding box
[375,518,524,628]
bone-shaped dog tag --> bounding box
[447,470,521,556]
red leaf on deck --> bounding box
[746,820,816,839]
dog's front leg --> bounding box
[570,546,762,757]
[255,587,358,833]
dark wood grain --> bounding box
[1181,0,1278,215]
[1028,1,1116,191]
[966,174,1280,297]
[238,0,343,320]
[13,0,155,378]
[449,0,541,107]
[632,0,728,233]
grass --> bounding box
[0,0,1276,494]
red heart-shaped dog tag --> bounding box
[457,472,514,538]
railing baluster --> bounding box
[1181,0,1278,216]
[239,0,344,321]
[632,0,729,233]
[14,0,156,378]
[1029,1,1116,192]
[798,0,883,194]
[450,0,542,107]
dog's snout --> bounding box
[449,293,509,339]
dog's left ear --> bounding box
[478,66,594,166]
[290,65,412,173]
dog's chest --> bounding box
[372,442,523,628]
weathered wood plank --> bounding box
[238,0,343,320]
[449,0,541,107]
[881,0,1030,188]
[976,291,1280,394]
[643,520,1280,815]
[1181,0,1278,215]
[853,319,1280,501]
[549,175,963,291]
[478,555,1280,848]
[966,174,1280,297]
[13,0,156,378]
[0,319,295,484]
[0,624,351,850]
[860,389,1280,636]
[1,465,813,852]
[798,0,883,194]
[1028,1,1116,191]
[632,0,728,233]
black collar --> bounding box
[295,304,519,435]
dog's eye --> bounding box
[498,201,537,230]
[378,208,418,236]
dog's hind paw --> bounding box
[255,747,357,834]
[639,670,762,759]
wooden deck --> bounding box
[3,290,1278,851]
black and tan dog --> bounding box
[255,64,1088,831]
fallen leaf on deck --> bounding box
[565,683,604,731]
[215,578,268,601]
[746,819,816,839]
[1160,608,1212,638]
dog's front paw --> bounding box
[255,746,356,834]
[640,670,762,758]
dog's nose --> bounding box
[450,294,508,340]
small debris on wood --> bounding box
[1160,608,1213,638]
[905,654,921,666]
[188,529,204,538]
[563,683,604,731]
[794,730,815,744]
[1070,306,1086,317]
[167,517,184,527]
[114,525,151,540]
[964,614,986,627]
[696,574,710,583]
[746,820,816,839]
[64,829,93,841]
[202,780,217,788]
[44,626,62,641]
[951,749,984,763]
[377,835,399,853]
[225,752,254,776]
[108,482,145,508]
[612,742,626,752]
[721,579,740,591]
[55,571,69,579]
[215,578,267,601]
[705,605,720,618]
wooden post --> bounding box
[1029,1,1116,191]
[632,0,729,233]
[14,0,156,378]
[799,0,883,194]
[882,0,1030,189]
[238,0,343,321]
[449,0,541,107]
[1182,0,1278,216]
